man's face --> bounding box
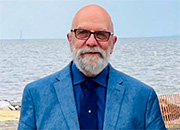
[67,5,117,77]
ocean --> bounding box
[0,37,180,102]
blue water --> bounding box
[0,37,180,101]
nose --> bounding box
[85,34,98,47]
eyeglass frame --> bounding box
[70,29,114,42]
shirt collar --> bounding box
[92,65,109,87]
[71,62,109,87]
[71,63,86,85]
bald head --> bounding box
[71,4,114,32]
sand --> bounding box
[0,109,19,130]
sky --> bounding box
[0,0,180,39]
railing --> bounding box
[159,94,180,129]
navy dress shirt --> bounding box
[71,63,109,130]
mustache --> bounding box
[78,47,105,57]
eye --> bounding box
[95,31,110,40]
[76,29,90,38]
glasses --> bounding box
[71,29,114,42]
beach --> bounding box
[0,109,19,130]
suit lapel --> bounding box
[53,63,80,130]
[103,65,126,130]
[53,63,126,130]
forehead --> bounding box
[74,18,110,31]
[72,5,113,31]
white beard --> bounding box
[72,46,111,77]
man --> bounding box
[18,4,167,130]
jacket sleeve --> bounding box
[18,85,36,130]
[145,89,167,130]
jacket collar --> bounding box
[54,62,80,130]
[103,64,126,130]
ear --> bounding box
[67,33,71,43]
[67,33,73,52]
[110,35,117,54]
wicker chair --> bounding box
[158,94,180,129]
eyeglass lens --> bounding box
[74,29,111,41]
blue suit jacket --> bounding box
[18,62,166,130]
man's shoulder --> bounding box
[109,65,154,92]
[25,63,71,90]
